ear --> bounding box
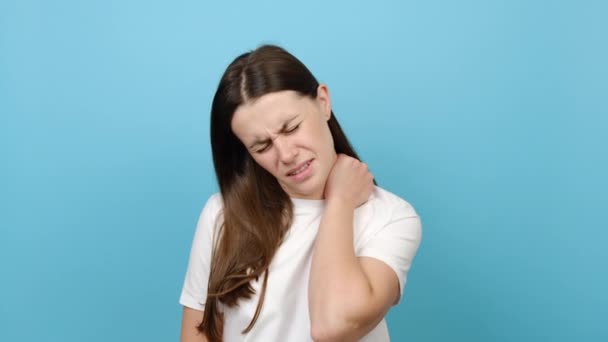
[316,84,332,121]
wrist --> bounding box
[326,197,356,212]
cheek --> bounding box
[316,124,334,153]
[308,120,332,145]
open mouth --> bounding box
[287,160,313,177]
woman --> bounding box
[179,44,422,342]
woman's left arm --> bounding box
[308,154,408,342]
[308,199,402,342]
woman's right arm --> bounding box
[181,195,221,342]
[180,307,209,342]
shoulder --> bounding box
[205,192,223,209]
[366,186,419,220]
[199,192,223,220]
[194,192,224,242]
[353,186,421,242]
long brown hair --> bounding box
[200,44,362,341]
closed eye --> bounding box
[285,123,300,134]
[255,143,271,153]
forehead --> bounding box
[231,90,309,138]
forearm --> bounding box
[308,200,374,341]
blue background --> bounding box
[1,0,607,341]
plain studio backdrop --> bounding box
[1,1,606,341]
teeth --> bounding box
[290,161,310,176]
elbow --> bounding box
[310,318,360,342]
[309,282,375,341]
[310,325,338,342]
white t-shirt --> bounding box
[180,186,422,341]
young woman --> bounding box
[179,45,422,342]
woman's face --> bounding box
[231,85,337,200]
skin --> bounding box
[231,85,337,200]
[309,156,400,341]
[180,84,400,341]
[180,307,208,342]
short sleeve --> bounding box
[179,194,222,311]
[357,199,422,305]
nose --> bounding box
[275,137,298,164]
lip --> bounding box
[286,159,314,176]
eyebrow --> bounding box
[248,115,299,149]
